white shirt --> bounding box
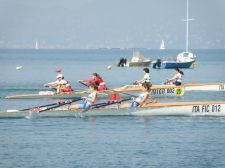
[173,73,182,82]
[50,79,67,85]
[58,79,68,85]
[143,73,151,83]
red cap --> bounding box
[56,67,62,73]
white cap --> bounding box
[56,74,63,79]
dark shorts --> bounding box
[173,81,182,86]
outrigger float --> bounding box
[1,101,225,118]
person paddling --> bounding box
[80,73,107,91]
[134,68,151,85]
[44,74,73,93]
[120,83,155,108]
[70,82,98,110]
[165,68,184,86]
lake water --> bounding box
[0,49,225,168]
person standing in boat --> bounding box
[134,68,151,85]
[80,73,107,91]
[44,74,73,93]
[70,82,98,110]
[165,68,184,86]
[120,83,155,108]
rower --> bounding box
[70,82,98,110]
[43,74,73,93]
[134,68,151,85]
[120,83,155,108]
[80,73,107,91]
[165,68,184,86]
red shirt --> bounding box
[85,77,107,91]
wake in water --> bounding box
[25,111,39,120]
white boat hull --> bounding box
[184,83,225,91]
[134,104,225,116]
[1,102,225,118]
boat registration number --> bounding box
[152,88,182,95]
[192,105,221,113]
[219,85,225,90]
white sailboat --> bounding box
[177,0,196,62]
[35,40,39,50]
[160,40,166,50]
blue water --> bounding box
[0,49,225,168]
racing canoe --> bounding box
[184,83,225,91]
[5,85,184,99]
[1,101,225,118]
[116,82,225,92]
[5,90,113,99]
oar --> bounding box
[38,98,82,113]
[18,102,65,112]
[82,98,132,113]
[78,80,88,87]
[6,98,82,113]
[92,98,132,109]
[78,80,137,97]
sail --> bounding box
[160,40,165,50]
[35,40,39,49]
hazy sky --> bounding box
[0,0,225,49]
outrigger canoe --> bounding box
[5,85,184,99]
[1,101,225,118]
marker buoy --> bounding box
[16,66,23,70]
[107,65,112,70]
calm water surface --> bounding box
[0,49,225,168]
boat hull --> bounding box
[161,60,194,69]
[5,82,224,99]
[1,101,225,118]
[5,85,184,99]
[127,61,151,67]
[116,83,225,92]
[152,60,195,69]
[184,83,225,91]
